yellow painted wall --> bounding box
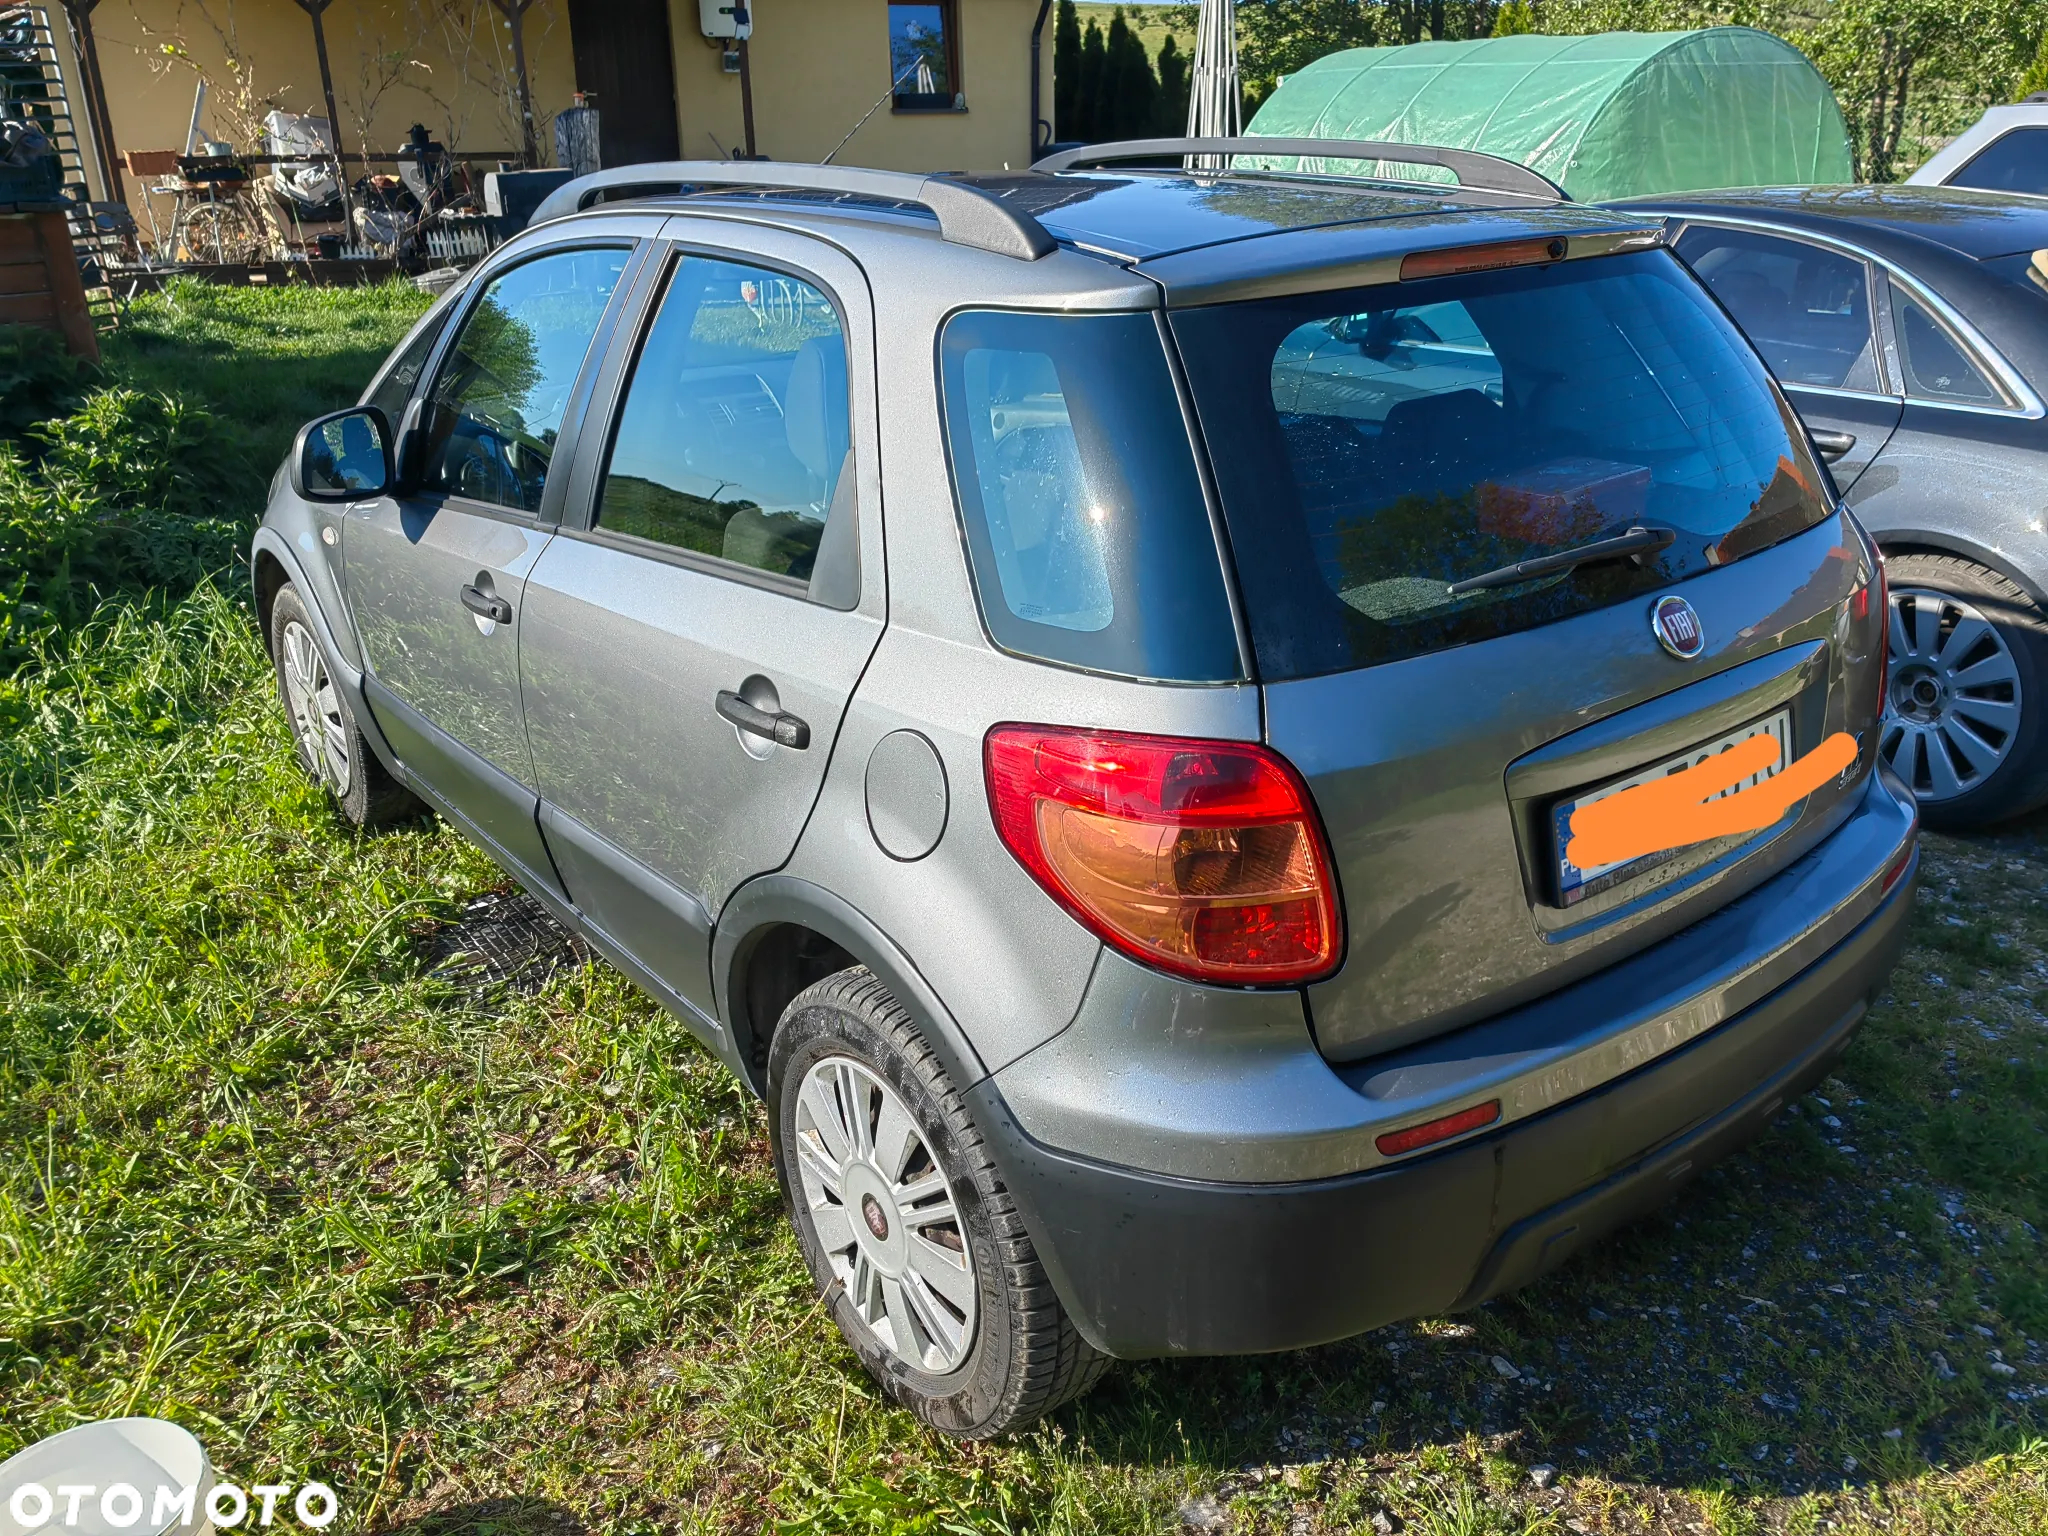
[69,0,1047,226]
[84,1,574,193]
[666,0,1047,172]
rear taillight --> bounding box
[984,725,1343,985]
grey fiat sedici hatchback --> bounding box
[254,141,1919,1437]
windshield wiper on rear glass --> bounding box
[1445,524,1677,597]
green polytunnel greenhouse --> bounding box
[1243,29,1853,203]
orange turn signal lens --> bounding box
[1375,1100,1502,1158]
[984,725,1343,985]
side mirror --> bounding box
[291,406,393,501]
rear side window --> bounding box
[1173,250,1835,680]
[1674,226,1880,391]
[1950,127,2048,196]
[938,309,1241,682]
[596,256,851,591]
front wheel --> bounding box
[270,584,421,828]
[768,967,1108,1438]
[1880,552,2048,829]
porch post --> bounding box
[289,0,349,171]
[60,0,127,203]
[489,0,540,166]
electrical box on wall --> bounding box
[699,0,752,39]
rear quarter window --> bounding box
[938,308,1242,683]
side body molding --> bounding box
[539,802,716,1019]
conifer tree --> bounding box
[1156,33,1190,134]
[1076,18,1108,141]
[1053,0,1082,140]
[1104,10,1159,140]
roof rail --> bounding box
[530,160,1059,261]
[1031,137,1566,202]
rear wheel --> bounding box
[768,967,1108,1438]
[270,584,421,828]
[1880,552,2048,829]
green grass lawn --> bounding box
[0,281,2045,1534]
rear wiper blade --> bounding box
[1445,524,1677,597]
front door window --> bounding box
[422,246,631,512]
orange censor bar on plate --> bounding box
[1564,730,1860,871]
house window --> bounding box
[890,2,960,110]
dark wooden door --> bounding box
[566,0,681,166]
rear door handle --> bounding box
[716,689,811,749]
[459,583,513,625]
[1808,428,1856,463]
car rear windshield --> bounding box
[938,308,1243,683]
[1170,249,1835,680]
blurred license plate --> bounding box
[1553,709,1791,905]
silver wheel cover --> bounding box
[280,619,353,796]
[1881,585,2023,803]
[792,1055,978,1374]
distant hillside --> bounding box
[1073,3,1198,59]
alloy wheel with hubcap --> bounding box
[268,583,420,828]
[771,967,1110,1437]
[280,617,354,795]
[1874,551,2048,829]
[1881,584,2022,805]
[791,1054,978,1374]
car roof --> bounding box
[588,168,1644,266]
[951,170,1540,261]
[1611,184,2048,262]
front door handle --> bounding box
[716,689,811,750]
[1809,428,1856,463]
[459,583,513,625]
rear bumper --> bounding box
[971,772,1917,1359]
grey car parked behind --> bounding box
[1619,185,2048,828]
[255,144,1918,1437]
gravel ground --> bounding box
[1126,806,2048,1534]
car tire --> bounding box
[269,584,421,828]
[1880,552,2048,829]
[767,966,1108,1438]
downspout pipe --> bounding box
[1029,0,1052,158]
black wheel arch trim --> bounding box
[1872,527,2048,610]
[713,873,991,1100]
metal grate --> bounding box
[420,888,589,993]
